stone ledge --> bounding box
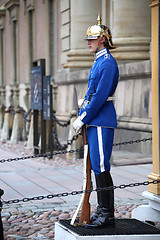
[117,116,152,133]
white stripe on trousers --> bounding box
[97,127,105,173]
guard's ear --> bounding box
[101,36,106,43]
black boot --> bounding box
[86,171,114,228]
[90,205,101,223]
[90,175,101,223]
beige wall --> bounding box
[1,0,50,86]
[35,0,46,60]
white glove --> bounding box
[78,99,84,108]
[72,116,84,133]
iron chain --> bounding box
[17,106,32,123]
[0,148,83,163]
[0,137,152,164]
[2,179,159,205]
[53,113,72,127]
[0,136,155,206]
[9,105,16,115]
[113,137,152,147]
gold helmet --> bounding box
[85,15,115,49]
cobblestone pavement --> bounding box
[0,137,159,239]
[2,201,145,240]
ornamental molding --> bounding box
[23,0,45,14]
[150,0,160,7]
[0,10,5,29]
[5,0,19,22]
[25,0,35,11]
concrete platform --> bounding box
[132,191,160,222]
[55,219,160,240]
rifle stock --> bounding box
[79,125,92,225]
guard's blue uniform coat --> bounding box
[80,48,119,127]
[80,48,119,175]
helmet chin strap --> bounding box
[95,37,103,53]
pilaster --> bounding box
[111,0,151,63]
[5,0,20,84]
[63,0,99,69]
[147,0,160,195]
[5,0,19,23]
[0,9,5,29]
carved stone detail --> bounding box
[5,0,19,22]
[0,10,5,29]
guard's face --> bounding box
[87,39,99,53]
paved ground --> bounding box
[0,145,155,239]
[0,148,152,206]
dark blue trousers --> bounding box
[87,126,114,175]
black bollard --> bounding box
[0,189,4,240]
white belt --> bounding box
[107,96,116,101]
[81,96,115,110]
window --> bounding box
[0,28,4,86]
[49,0,54,76]
[5,0,19,85]
[29,10,34,67]
[13,20,17,84]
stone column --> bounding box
[1,85,14,141]
[10,83,29,143]
[63,0,100,69]
[111,0,151,62]
[0,10,5,129]
[0,87,5,128]
[27,113,33,149]
[147,0,160,195]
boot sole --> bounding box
[85,218,115,228]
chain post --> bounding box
[0,189,4,240]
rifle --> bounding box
[70,124,91,226]
[79,125,91,225]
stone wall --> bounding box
[115,60,152,154]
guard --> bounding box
[73,16,119,228]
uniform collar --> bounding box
[95,48,109,60]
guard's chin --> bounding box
[89,49,94,53]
